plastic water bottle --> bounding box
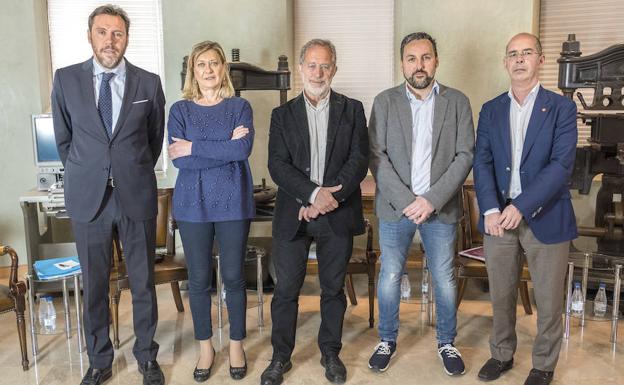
[400,273,411,301]
[421,267,430,303]
[38,295,57,333]
[571,281,584,315]
[593,282,607,317]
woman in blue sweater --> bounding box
[168,40,254,382]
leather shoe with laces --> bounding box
[524,369,554,385]
[80,367,112,385]
[138,360,165,385]
[478,357,513,381]
[320,354,347,384]
[260,359,292,385]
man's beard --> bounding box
[94,45,126,69]
[303,79,330,99]
[406,71,434,89]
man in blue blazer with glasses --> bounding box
[473,33,577,385]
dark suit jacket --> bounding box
[51,58,165,222]
[369,83,474,224]
[473,86,578,244]
[268,91,369,240]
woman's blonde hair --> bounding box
[182,40,235,100]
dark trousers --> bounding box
[270,216,353,361]
[72,186,158,369]
[177,219,250,341]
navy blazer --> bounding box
[473,86,578,244]
[52,58,165,222]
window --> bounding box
[294,0,394,119]
[47,0,167,172]
[539,0,624,146]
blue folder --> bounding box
[33,256,81,280]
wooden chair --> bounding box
[345,219,378,327]
[109,188,188,349]
[456,182,533,315]
[0,245,29,370]
[303,219,379,327]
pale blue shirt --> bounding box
[508,82,540,199]
[484,82,540,216]
[92,57,126,133]
[406,81,439,195]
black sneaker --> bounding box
[368,341,396,372]
[437,343,465,376]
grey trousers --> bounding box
[484,220,569,372]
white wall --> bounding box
[0,1,51,262]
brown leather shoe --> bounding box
[478,358,513,381]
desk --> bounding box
[20,190,76,292]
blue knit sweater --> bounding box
[168,97,255,222]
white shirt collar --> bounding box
[405,80,439,104]
[508,82,540,107]
[92,57,126,78]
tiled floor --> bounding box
[1,272,623,385]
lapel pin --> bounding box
[541,107,547,112]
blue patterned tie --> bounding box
[98,72,115,138]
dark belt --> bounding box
[107,178,115,187]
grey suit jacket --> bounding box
[369,82,474,223]
[51,58,165,222]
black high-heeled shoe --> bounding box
[193,348,215,382]
[229,351,247,380]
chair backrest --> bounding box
[112,187,175,272]
[461,181,483,248]
[1,245,19,289]
[156,188,173,249]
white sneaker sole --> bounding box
[438,351,466,376]
[368,352,395,373]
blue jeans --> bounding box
[377,216,457,344]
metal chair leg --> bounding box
[216,255,223,329]
[257,251,264,327]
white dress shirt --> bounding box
[303,91,331,204]
[406,81,439,195]
[484,82,540,216]
[508,82,540,199]
[92,57,126,133]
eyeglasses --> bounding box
[505,50,542,60]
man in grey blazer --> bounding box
[51,5,165,385]
[368,32,474,376]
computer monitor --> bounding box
[32,114,62,167]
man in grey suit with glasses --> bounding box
[51,5,165,385]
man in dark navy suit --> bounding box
[473,33,577,385]
[52,5,165,385]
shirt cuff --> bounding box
[309,187,321,205]
[484,208,501,216]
